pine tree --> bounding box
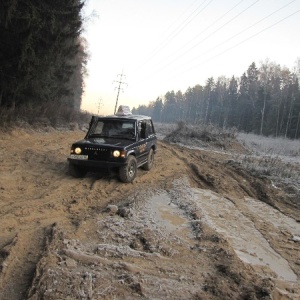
[0,0,86,114]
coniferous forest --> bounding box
[133,60,300,139]
[1,1,299,139]
[0,0,87,124]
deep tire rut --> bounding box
[0,229,46,300]
[0,130,299,299]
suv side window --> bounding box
[146,120,154,135]
[138,119,154,140]
[138,121,147,140]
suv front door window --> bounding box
[138,121,147,140]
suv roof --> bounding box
[98,114,152,121]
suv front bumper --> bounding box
[68,157,127,169]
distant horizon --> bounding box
[81,56,299,115]
[81,0,300,116]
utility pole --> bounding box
[97,98,103,115]
[113,71,127,114]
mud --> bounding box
[0,128,299,299]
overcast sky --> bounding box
[81,0,300,115]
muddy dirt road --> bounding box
[0,128,299,299]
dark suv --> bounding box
[68,106,157,182]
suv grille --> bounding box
[84,147,110,160]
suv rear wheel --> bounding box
[119,156,137,183]
[142,148,154,171]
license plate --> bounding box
[69,154,88,160]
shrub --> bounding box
[0,102,91,129]
[163,122,237,150]
[234,133,300,192]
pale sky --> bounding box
[81,0,300,115]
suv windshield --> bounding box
[90,120,136,139]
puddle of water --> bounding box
[192,188,298,282]
[145,192,192,242]
[159,207,186,226]
[244,197,300,236]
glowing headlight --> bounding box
[75,147,82,154]
[113,150,121,158]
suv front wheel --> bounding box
[119,155,137,183]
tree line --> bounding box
[0,0,87,123]
[133,60,300,139]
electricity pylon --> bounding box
[97,98,103,115]
[113,71,127,114]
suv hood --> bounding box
[74,138,134,148]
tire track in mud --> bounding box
[161,142,300,297]
[0,134,190,298]
[0,130,88,299]
[166,142,281,206]
[0,130,299,299]
[233,197,300,277]
[0,134,183,299]
[166,143,248,195]
[191,188,298,282]
[0,229,47,300]
[27,179,274,300]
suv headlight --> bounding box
[75,147,82,154]
[113,150,120,157]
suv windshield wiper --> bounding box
[110,134,135,140]
[89,133,109,138]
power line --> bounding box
[169,8,300,83]
[153,0,246,69]
[190,0,297,66]
[132,0,203,72]
[137,0,297,86]
[159,0,214,48]
[166,0,259,67]
[153,0,200,42]
[168,0,296,76]
[133,0,213,73]
[140,0,260,81]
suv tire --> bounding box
[142,148,154,171]
[119,155,137,183]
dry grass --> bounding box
[154,122,177,139]
[159,122,300,193]
[237,133,300,158]
[162,122,237,150]
[235,133,300,193]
